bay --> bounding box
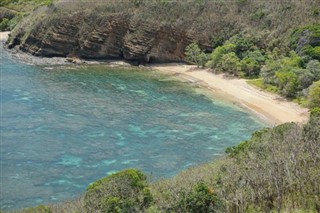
[0,50,265,210]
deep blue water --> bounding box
[0,49,265,210]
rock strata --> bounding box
[6,1,320,63]
[7,7,195,63]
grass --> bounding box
[0,0,53,12]
[293,97,309,107]
[247,78,279,93]
[0,0,53,31]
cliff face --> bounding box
[8,5,198,62]
[7,0,320,63]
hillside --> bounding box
[6,0,320,62]
[2,1,320,212]
[12,111,320,213]
[0,0,53,31]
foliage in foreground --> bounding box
[13,113,320,213]
[84,169,153,213]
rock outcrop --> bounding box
[6,0,320,63]
[7,6,198,63]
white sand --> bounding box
[151,63,309,125]
[0,31,309,125]
[0,31,10,41]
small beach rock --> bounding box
[65,57,85,64]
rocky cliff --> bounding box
[6,0,320,63]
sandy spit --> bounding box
[151,63,309,126]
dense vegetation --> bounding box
[11,112,320,213]
[2,0,320,212]
[0,0,53,31]
[185,24,320,105]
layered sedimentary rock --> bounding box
[7,6,199,63]
[6,1,320,63]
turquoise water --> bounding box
[0,50,264,210]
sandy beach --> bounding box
[0,31,10,42]
[1,31,309,125]
[151,64,309,125]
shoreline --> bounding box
[151,64,309,125]
[1,31,309,125]
[0,31,10,42]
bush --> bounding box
[275,70,300,97]
[205,35,265,77]
[0,18,10,31]
[240,57,260,76]
[306,60,320,81]
[220,121,320,212]
[310,107,320,117]
[308,80,320,108]
[184,182,221,213]
[19,205,52,213]
[206,43,236,69]
[304,46,320,60]
[242,50,265,64]
[228,34,254,55]
[84,169,153,213]
[296,69,314,89]
[185,42,208,68]
[220,52,241,75]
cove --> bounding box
[0,51,265,210]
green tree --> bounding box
[85,169,153,213]
[0,18,9,31]
[18,205,52,213]
[240,57,260,76]
[294,68,314,89]
[228,34,254,55]
[304,45,320,60]
[308,80,320,108]
[275,71,300,97]
[220,52,241,75]
[206,43,236,69]
[185,42,207,68]
[306,60,320,81]
[242,50,265,64]
[184,182,221,213]
[281,51,303,67]
[260,49,284,84]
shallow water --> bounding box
[0,51,265,210]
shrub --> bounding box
[228,34,254,55]
[275,70,300,97]
[206,43,236,69]
[184,182,221,213]
[242,50,265,64]
[185,42,208,68]
[306,60,320,81]
[281,51,303,67]
[308,80,320,108]
[310,107,320,117]
[296,69,314,89]
[219,52,241,75]
[240,57,260,76]
[304,46,320,60]
[0,18,9,31]
[84,169,153,213]
[291,24,320,50]
[19,205,52,213]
